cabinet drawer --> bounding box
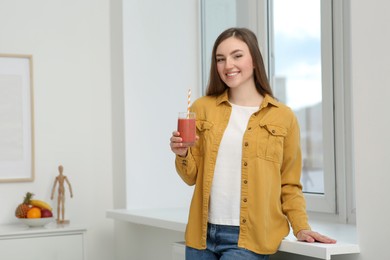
[0,233,84,260]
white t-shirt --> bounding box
[208,102,259,226]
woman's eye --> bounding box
[234,54,243,59]
[216,58,225,62]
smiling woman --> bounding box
[170,26,336,259]
[215,38,255,92]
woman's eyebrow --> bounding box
[216,49,243,57]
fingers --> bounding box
[170,130,188,157]
[172,131,180,137]
[297,231,315,243]
[170,131,183,148]
[297,230,337,244]
[312,232,337,244]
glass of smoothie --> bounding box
[178,112,196,146]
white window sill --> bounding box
[106,208,359,260]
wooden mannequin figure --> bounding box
[51,165,73,224]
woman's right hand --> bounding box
[170,131,189,157]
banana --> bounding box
[30,199,52,211]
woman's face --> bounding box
[215,37,255,90]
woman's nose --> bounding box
[225,57,234,69]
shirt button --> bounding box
[272,130,276,134]
[242,219,247,223]
[248,127,252,130]
[244,142,249,147]
[243,161,248,166]
[243,180,248,184]
[243,198,247,202]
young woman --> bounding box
[170,27,336,260]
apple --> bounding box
[41,209,53,218]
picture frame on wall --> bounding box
[0,54,35,182]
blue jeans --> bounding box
[186,223,270,260]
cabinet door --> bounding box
[172,242,185,260]
[0,234,84,260]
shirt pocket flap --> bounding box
[196,120,213,131]
[260,124,287,137]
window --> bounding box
[269,0,336,213]
[268,0,355,220]
[201,0,355,221]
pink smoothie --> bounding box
[178,118,196,146]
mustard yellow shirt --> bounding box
[175,90,311,255]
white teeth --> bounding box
[227,72,238,77]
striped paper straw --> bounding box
[187,88,191,118]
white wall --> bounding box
[111,0,200,259]
[0,1,114,260]
[350,0,390,259]
[122,0,199,210]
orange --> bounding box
[27,207,41,218]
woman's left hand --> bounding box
[297,230,337,244]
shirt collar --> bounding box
[216,89,280,108]
[261,94,280,108]
[216,90,230,105]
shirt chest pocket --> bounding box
[256,123,287,164]
[191,120,213,156]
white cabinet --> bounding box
[0,223,86,260]
[172,241,185,260]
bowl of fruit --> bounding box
[15,192,54,227]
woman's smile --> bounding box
[225,71,240,78]
[216,37,255,89]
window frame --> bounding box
[262,0,354,220]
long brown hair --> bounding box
[206,27,274,98]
